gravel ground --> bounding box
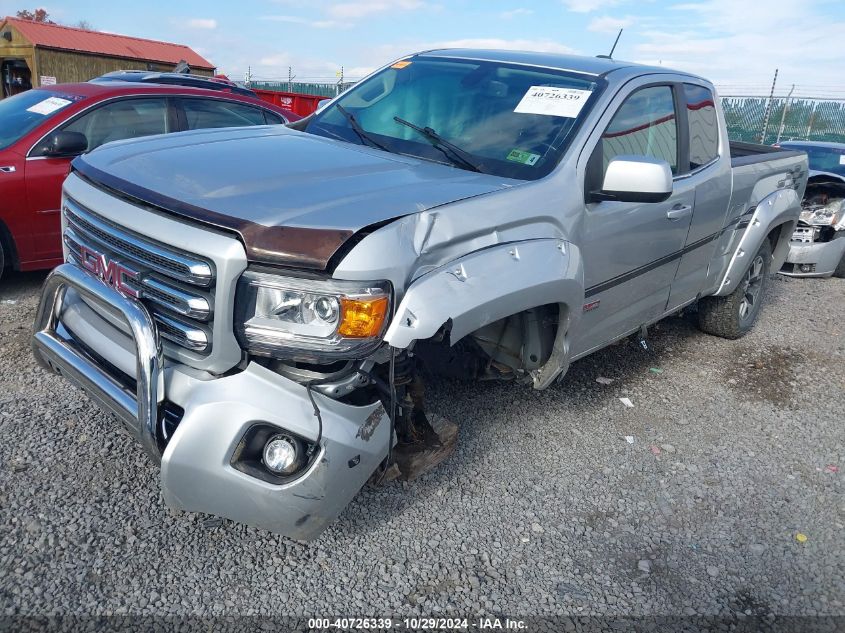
[0,270,843,622]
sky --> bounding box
[3,0,845,98]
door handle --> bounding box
[666,204,692,220]
[0,166,16,173]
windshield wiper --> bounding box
[335,104,391,152]
[393,116,484,173]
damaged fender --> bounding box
[385,239,584,386]
[715,188,800,296]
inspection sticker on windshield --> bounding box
[840,154,845,165]
[514,86,592,118]
[507,149,541,166]
[26,97,72,115]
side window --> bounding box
[263,110,286,125]
[181,99,268,130]
[33,98,169,155]
[601,85,678,175]
[684,84,719,169]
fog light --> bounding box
[800,264,813,273]
[262,435,301,475]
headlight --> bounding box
[235,270,391,361]
[800,199,844,227]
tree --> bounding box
[14,9,96,30]
[15,8,56,23]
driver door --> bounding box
[25,97,172,260]
[571,84,695,357]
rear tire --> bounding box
[0,239,5,280]
[834,251,845,279]
[697,239,772,339]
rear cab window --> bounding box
[0,90,86,150]
[683,83,719,169]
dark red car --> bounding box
[0,74,299,277]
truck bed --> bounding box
[699,140,809,296]
[729,140,805,168]
[728,141,807,214]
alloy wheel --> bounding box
[738,254,765,322]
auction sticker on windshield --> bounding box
[514,86,592,118]
[26,97,73,116]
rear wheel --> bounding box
[0,239,5,280]
[697,239,771,339]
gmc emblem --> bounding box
[79,245,141,298]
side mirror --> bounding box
[43,131,88,157]
[591,155,673,203]
[315,98,332,112]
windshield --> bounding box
[305,56,603,180]
[782,144,845,177]
[0,90,86,151]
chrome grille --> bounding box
[63,197,215,355]
[64,201,213,286]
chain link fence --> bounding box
[249,81,357,97]
[721,97,845,145]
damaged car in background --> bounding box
[776,141,845,278]
[31,50,807,540]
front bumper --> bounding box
[781,232,845,277]
[32,264,390,540]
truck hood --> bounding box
[73,126,516,269]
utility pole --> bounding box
[775,83,795,144]
[758,68,778,143]
[287,66,295,93]
[244,65,252,88]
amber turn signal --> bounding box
[338,296,389,338]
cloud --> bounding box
[260,15,346,28]
[500,8,534,19]
[258,53,294,68]
[562,0,621,13]
[633,0,845,91]
[186,18,217,30]
[326,0,424,20]
[587,15,633,33]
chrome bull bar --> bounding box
[31,263,164,463]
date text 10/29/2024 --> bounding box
[308,617,528,630]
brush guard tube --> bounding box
[31,263,164,462]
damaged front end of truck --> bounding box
[29,174,475,541]
[781,180,845,278]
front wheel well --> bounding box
[413,303,563,382]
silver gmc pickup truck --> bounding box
[32,50,808,540]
